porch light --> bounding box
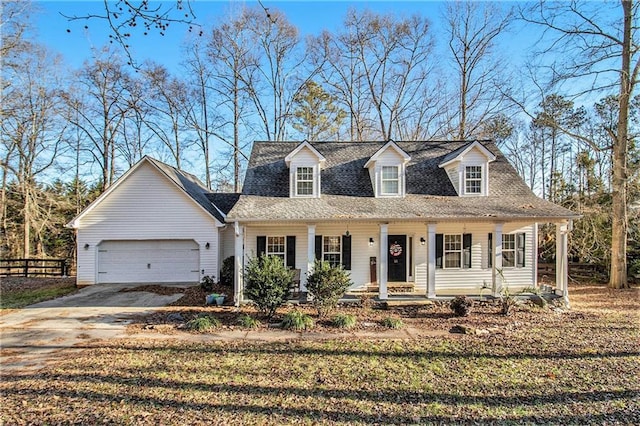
[205,242,210,249]
[84,243,89,250]
[369,237,374,247]
[420,237,426,245]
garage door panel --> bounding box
[97,240,199,284]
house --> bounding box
[226,140,577,305]
[66,156,238,286]
[68,140,578,306]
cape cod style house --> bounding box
[68,140,578,305]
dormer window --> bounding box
[285,141,326,198]
[364,141,411,198]
[296,167,314,196]
[381,166,399,195]
[439,141,496,197]
[464,166,482,194]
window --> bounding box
[444,234,462,268]
[465,166,482,194]
[323,236,341,268]
[502,234,515,267]
[381,166,399,195]
[267,236,286,261]
[296,167,314,196]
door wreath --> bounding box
[389,243,403,257]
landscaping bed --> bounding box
[1,282,638,424]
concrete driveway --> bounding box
[0,283,190,373]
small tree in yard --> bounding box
[306,260,353,317]
[244,255,293,319]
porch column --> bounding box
[233,222,244,306]
[379,223,388,300]
[305,224,316,292]
[492,223,503,296]
[427,223,436,298]
[556,221,570,308]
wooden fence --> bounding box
[538,262,608,282]
[0,259,69,277]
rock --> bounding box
[450,325,474,334]
[166,313,184,322]
[529,295,547,308]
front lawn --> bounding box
[1,283,638,424]
[0,277,77,310]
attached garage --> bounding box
[67,157,237,286]
[97,240,200,284]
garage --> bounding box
[97,240,200,284]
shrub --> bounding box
[282,310,314,331]
[305,259,353,317]
[450,295,473,317]
[200,275,216,292]
[499,287,518,316]
[185,314,220,331]
[220,256,235,287]
[332,313,357,329]
[630,259,640,279]
[244,255,294,319]
[237,314,261,329]
[382,317,404,329]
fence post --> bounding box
[23,259,28,277]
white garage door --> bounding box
[97,240,200,284]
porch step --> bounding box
[381,299,434,308]
[364,282,415,293]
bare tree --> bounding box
[66,47,132,191]
[444,1,513,139]
[1,42,68,257]
[523,0,639,289]
[313,9,437,141]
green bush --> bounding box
[244,255,294,319]
[305,259,353,317]
[381,317,404,329]
[630,259,640,279]
[185,315,221,331]
[237,314,261,329]
[220,256,235,287]
[282,310,314,331]
[332,313,357,329]
[450,295,473,317]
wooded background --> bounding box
[1,1,638,287]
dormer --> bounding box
[364,141,411,198]
[438,141,496,196]
[285,141,326,198]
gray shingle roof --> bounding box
[227,141,578,222]
[147,157,235,223]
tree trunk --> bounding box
[609,0,631,289]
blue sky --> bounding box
[34,0,505,71]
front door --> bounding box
[387,235,407,282]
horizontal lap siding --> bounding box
[240,222,536,294]
[76,163,219,285]
[433,223,535,295]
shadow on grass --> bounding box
[3,376,638,424]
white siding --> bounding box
[239,221,537,296]
[76,162,220,285]
[432,223,536,295]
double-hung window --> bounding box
[323,236,341,268]
[465,166,482,194]
[381,166,399,195]
[296,167,314,196]
[502,234,516,267]
[267,236,286,261]
[444,234,462,268]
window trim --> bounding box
[295,166,315,197]
[266,236,286,260]
[322,235,342,268]
[464,165,483,195]
[380,165,400,195]
[443,234,463,269]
